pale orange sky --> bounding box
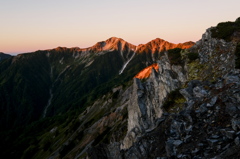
[1,0,240,54]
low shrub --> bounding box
[187,52,199,62]
[162,89,185,112]
[211,17,240,41]
[167,48,183,65]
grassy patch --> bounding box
[211,17,240,41]
[162,89,186,113]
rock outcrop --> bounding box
[122,51,188,149]
[123,71,240,158]
[187,28,236,81]
[87,18,240,158]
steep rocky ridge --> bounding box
[122,52,188,150]
[84,18,240,158]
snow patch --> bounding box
[46,52,50,57]
[42,66,70,118]
[119,51,136,74]
[74,52,80,59]
[43,89,53,118]
[59,57,64,64]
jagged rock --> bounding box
[211,135,220,139]
[173,140,183,147]
[207,96,218,107]
[217,145,240,159]
[220,129,235,139]
[193,86,208,99]
[180,80,201,101]
[199,103,208,113]
[207,139,219,147]
[122,52,187,149]
[165,140,175,157]
[232,118,240,131]
[225,75,240,85]
[225,103,238,116]
[234,137,240,145]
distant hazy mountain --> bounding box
[0,52,11,61]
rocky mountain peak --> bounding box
[137,38,195,53]
[83,37,136,53]
[105,37,125,44]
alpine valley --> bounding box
[0,18,240,159]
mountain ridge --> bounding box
[0,36,194,132]
[26,37,194,56]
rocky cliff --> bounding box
[122,51,188,150]
[124,71,240,158]
[86,18,240,159]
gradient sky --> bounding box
[1,0,240,54]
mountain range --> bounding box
[0,37,194,129]
[0,17,240,159]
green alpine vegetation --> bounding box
[211,17,240,41]
[167,48,183,65]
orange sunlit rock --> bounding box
[81,37,136,53]
[47,37,195,55]
[137,38,195,54]
[134,63,159,79]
